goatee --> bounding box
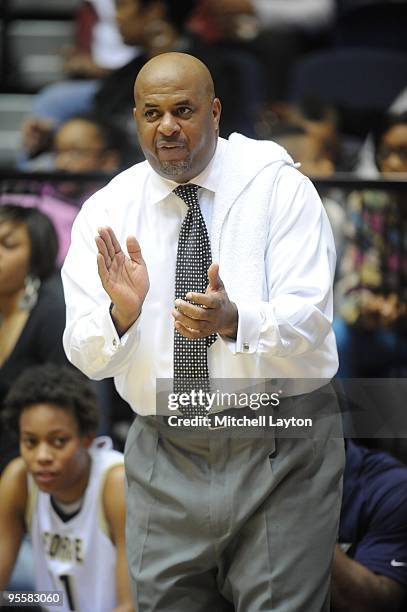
[159,157,192,177]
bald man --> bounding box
[62,52,344,611]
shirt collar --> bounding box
[147,137,227,204]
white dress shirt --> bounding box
[62,135,338,415]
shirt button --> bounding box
[112,338,117,348]
[243,342,250,352]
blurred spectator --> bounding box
[18,0,139,166]
[251,0,335,103]
[332,439,407,611]
[356,86,407,177]
[334,112,407,377]
[284,97,341,163]
[0,185,78,268]
[186,0,267,134]
[253,0,335,100]
[259,98,345,243]
[255,97,356,170]
[64,0,139,79]
[4,114,128,265]
[53,113,129,173]
[271,123,336,177]
[374,112,407,176]
[188,0,260,43]
[21,0,265,165]
[189,0,335,102]
[270,121,346,261]
[0,206,68,473]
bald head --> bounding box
[133,52,221,183]
[135,53,215,104]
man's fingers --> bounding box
[174,321,208,339]
[207,262,224,291]
[172,308,212,334]
[97,226,118,259]
[109,228,123,254]
[96,230,146,274]
[96,252,109,285]
[95,236,111,266]
[126,235,143,262]
[184,292,217,308]
[174,300,213,321]
[97,227,115,259]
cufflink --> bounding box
[243,342,250,352]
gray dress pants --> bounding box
[124,390,344,612]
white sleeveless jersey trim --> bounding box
[27,437,124,612]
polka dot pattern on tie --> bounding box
[173,184,216,417]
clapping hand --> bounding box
[96,226,149,335]
[172,262,238,340]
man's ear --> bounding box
[212,98,222,130]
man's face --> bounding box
[134,65,221,183]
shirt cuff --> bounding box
[101,303,141,355]
[221,301,264,354]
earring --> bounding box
[18,275,41,311]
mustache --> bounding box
[156,137,187,147]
